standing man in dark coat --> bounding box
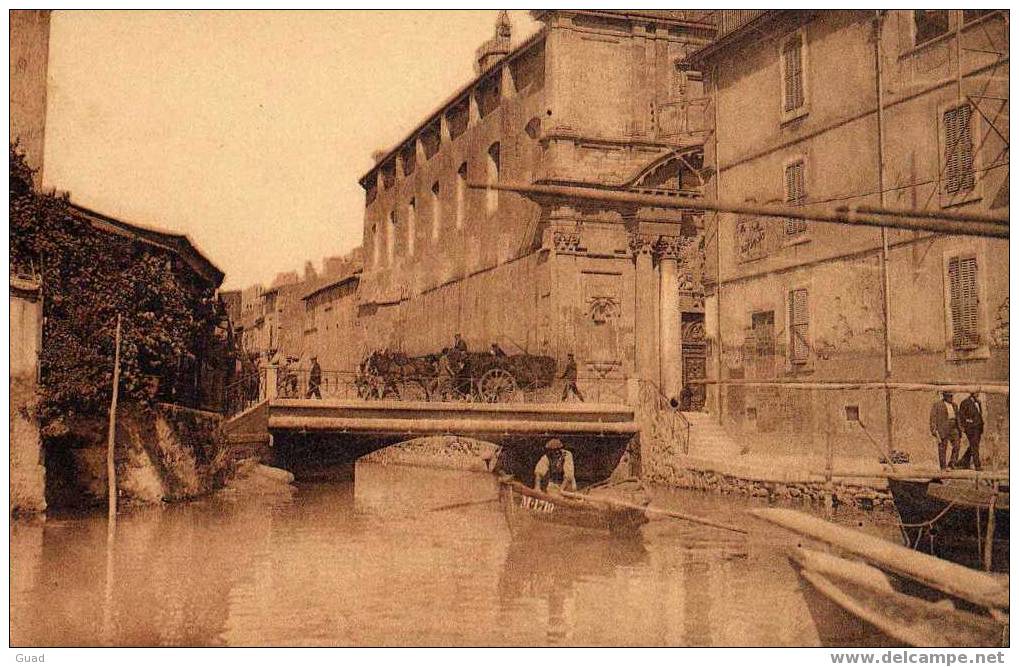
[307,356,322,399]
[929,391,961,470]
[560,352,584,402]
[958,392,985,470]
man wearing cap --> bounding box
[533,439,577,494]
[929,391,961,470]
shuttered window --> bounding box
[948,255,980,349]
[788,289,809,364]
[914,10,949,45]
[944,104,976,195]
[785,160,807,237]
[782,34,804,113]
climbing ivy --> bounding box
[10,144,221,429]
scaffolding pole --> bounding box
[687,379,1009,395]
[472,182,1009,239]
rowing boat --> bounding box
[498,478,649,537]
[790,547,1006,647]
[887,478,1009,572]
[752,508,1009,647]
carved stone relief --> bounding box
[552,229,582,253]
[588,295,621,323]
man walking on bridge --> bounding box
[307,356,322,399]
[560,353,584,402]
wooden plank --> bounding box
[751,508,1008,611]
[686,379,1010,394]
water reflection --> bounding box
[498,530,647,645]
[10,463,901,647]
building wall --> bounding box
[9,9,50,182]
[703,10,1009,466]
[355,10,712,380]
[10,282,46,513]
[361,36,549,302]
[359,251,551,359]
[304,279,363,373]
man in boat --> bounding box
[929,391,961,470]
[533,438,577,494]
[957,392,984,470]
[559,352,584,402]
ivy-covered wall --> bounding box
[10,144,236,508]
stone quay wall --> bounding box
[643,453,895,512]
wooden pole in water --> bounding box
[824,429,834,521]
[107,314,122,521]
[983,493,997,572]
[103,313,122,644]
[560,491,748,535]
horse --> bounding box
[361,349,437,400]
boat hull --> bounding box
[888,478,1009,573]
[791,548,1006,648]
[499,480,648,537]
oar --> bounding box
[561,491,748,535]
[429,497,499,512]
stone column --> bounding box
[264,365,278,401]
[657,236,686,402]
[628,232,658,388]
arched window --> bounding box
[431,182,441,240]
[407,198,417,257]
[387,211,396,265]
[486,142,501,215]
[456,162,467,229]
[371,223,380,267]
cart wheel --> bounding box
[479,368,518,402]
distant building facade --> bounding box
[303,269,363,377]
[356,10,715,400]
[233,247,365,374]
[689,10,1009,464]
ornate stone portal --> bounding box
[624,221,703,401]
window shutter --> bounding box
[783,36,804,113]
[785,161,807,236]
[944,105,975,194]
[948,255,980,349]
[789,289,809,363]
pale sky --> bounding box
[42,10,542,290]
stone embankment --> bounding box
[644,453,896,512]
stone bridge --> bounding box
[224,396,653,484]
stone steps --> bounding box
[682,412,742,459]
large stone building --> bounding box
[355,10,715,401]
[688,10,1009,464]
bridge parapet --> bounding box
[271,367,629,405]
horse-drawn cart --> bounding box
[359,349,556,403]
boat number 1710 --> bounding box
[522,497,555,513]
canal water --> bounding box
[11,462,902,647]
